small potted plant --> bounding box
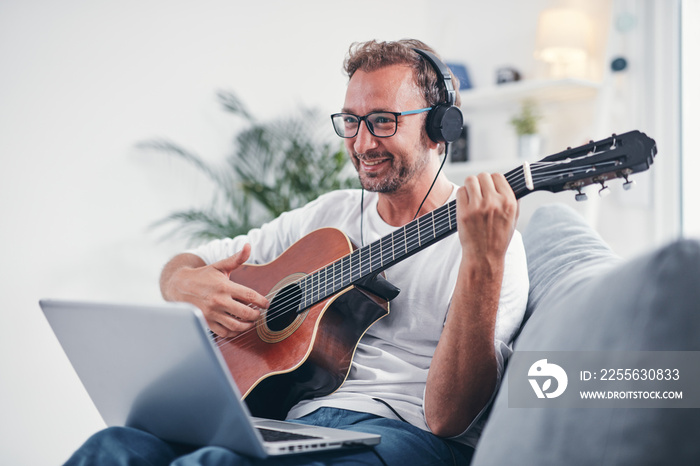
[510,100,542,160]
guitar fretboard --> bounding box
[291,130,655,312]
[297,164,534,309]
[298,197,462,309]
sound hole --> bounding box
[266,283,302,332]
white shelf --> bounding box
[459,78,601,110]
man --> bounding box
[66,39,528,465]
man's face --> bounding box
[342,64,433,193]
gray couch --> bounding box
[471,203,700,465]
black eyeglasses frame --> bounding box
[330,107,433,139]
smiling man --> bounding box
[65,39,528,466]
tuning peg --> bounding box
[575,188,588,202]
[623,176,636,190]
[598,183,611,197]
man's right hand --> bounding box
[160,244,269,338]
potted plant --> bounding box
[510,99,542,160]
[139,91,359,244]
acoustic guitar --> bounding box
[213,130,656,419]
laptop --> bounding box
[39,299,381,458]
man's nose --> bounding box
[353,120,379,154]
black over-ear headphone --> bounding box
[412,48,464,144]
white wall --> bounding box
[0,1,681,464]
[0,2,434,464]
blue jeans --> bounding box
[64,408,474,465]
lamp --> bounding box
[535,8,592,79]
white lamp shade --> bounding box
[535,8,592,66]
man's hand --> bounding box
[455,172,519,264]
[160,244,269,338]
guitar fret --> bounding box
[334,260,339,290]
[312,275,316,307]
[307,274,313,306]
[380,235,390,267]
[403,225,409,255]
[365,245,370,274]
[337,260,342,289]
[342,258,347,287]
[368,243,372,273]
[370,241,379,271]
[416,217,421,247]
[351,250,360,284]
[298,191,464,310]
[305,277,311,308]
[311,273,318,301]
[405,220,417,254]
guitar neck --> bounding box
[298,168,531,308]
[299,129,657,308]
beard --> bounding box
[352,149,430,194]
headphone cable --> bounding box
[413,142,449,220]
[360,142,450,246]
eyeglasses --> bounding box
[330,107,433,138]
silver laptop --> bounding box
[39,299,381,458]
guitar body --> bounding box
[220,228,389,419]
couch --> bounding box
[470,203,700,465]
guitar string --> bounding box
[507,159,619,195]
[235,157,615,333]
[212,201,459,350]
[215,147,616,339]
[507,154,620,192]
[210,159,603,349]
[211,157,612,348]
[237,147,620,328]
[211,160,607,349]
[211,162,545,350]
[220,152,618,339]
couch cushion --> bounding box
[472,204,700,465]
[521,203,620,324]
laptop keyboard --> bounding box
[257,427,322,443]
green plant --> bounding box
[509,100,541,136]
[139,90,359,244]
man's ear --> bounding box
[423,132,441,152]
[435,141,446,156]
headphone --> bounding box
[412,48,464,144]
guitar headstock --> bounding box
[509,130,657,200]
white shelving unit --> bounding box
[444,78,602,181]
[459,78,601,111]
